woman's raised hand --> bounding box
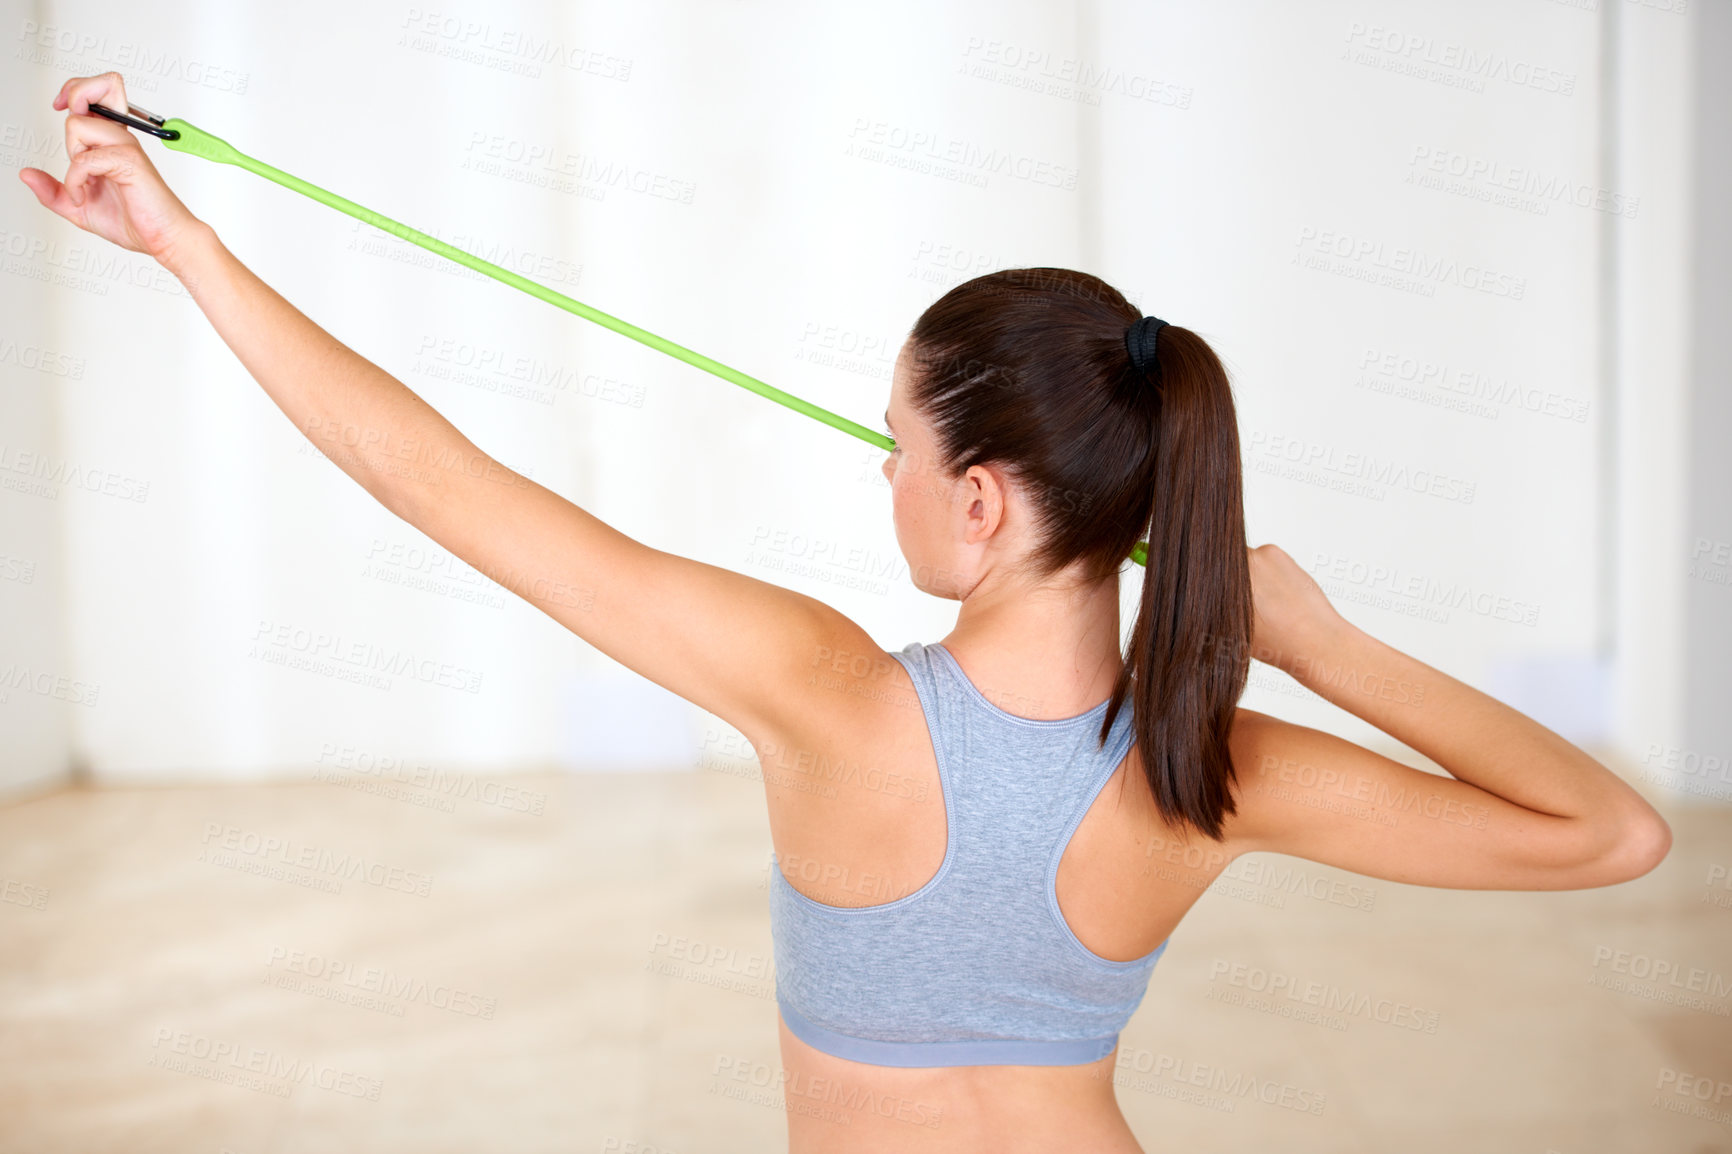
[1246,542,1349,670]
[18,72,206,270]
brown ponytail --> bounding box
[907,268,1252,840]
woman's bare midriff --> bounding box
[758,644,1245,1154]
[776,1016,1142,1154]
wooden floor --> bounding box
[0,758,1728,1153]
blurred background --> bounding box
[1,0,1727,1151]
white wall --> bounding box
[1607,0,1695,788]
[1680,0,1732,795]
[0,0,1719,792]
[0,19,76,797]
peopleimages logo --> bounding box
[199,822,434,897]
[845,117,1079,191]
[1293,227,1526,300]
[16,21,252,94]
[1207,958,1442,1034]
[1342,21,1577,96]
[263,945,497,1019]
[0,444,149,502]
[1245,429,1478,505]
[1588,945,1732,1015]
[147,1028,382,1101]
[248,619,484,694]
[1407,145,1639,218]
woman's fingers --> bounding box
[59,72,136,166]
[65,106,134,162]
[63,142,142,208]
[1246,542,1345,665]
[19,158,96,230]
[17,166,71,219]
[24,141,155,254]
[56,70,129,117]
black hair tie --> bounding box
[1125,315,1168,378]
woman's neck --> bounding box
[941,571,1125,720]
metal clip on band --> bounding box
[85,101,180,140]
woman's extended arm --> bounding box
[21,72,869,747]
[1224,544,1671,890]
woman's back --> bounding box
[764,634,1241,1153]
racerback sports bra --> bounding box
[768,640,1169,1068]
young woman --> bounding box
[23,72,1672,1154]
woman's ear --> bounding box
[959,463,1009,547]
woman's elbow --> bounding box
[1594,803,1672,885]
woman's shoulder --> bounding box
[754,615,924,749]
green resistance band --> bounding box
[92,102,1152,569]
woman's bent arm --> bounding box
[1229,547,1671,890]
